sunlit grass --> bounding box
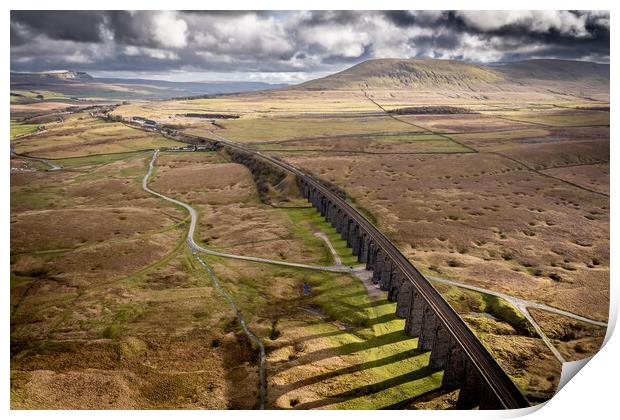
[10,120,39,139]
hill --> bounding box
[297,58,609,92]
[11,70,94,84]
[493,59,610,83]
[299,59,504,90]
[10,71,288,102]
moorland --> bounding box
[10,58,609,409]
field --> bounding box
[11,89,72,104]
[10,139,447,408]
[111,90,378,120]
[11,113,181,158]
[280,150,609,321]
[10,120,40,139]
[431,281,561,394]
[248,95,608,400]
[11,72,609,409]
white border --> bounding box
[3,1,617,419]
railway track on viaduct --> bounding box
[126,121,531,410]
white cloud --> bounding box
[456,11,591,37]
[151,11,188,48]
[124,46,179,60]
[192,13,293,57]
[299,24,370,58]
[10,10,609,81]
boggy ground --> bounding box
[10,151,273,409]
[431,282,561,396]
[12,86,609,408]
[11,250,249,409]
[117,91,608,401]
[528,309,605,362]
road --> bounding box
[10,147,61,171]
[143,151,352,273]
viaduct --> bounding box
[220,142,531,410]
[122,120,531,410]
[296,175,530,409]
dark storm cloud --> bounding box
[10,10,610,82]
[409,33,461,52]
[106,11,154,47]
[383,11,416,27]
[300,10,364,26]
[11,10,106,43]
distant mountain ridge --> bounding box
[11,70,94,83]
[492,59,610,82]
[10,71,288,101]
[94,77,287,95]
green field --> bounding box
[10,120,39,139]
[207,115,423,143]
[203,255,443,409]
[285,207,359,267]
[12,113,183,158]
[10,89,71,104]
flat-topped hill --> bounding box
[297,58,609,91]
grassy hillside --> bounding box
[299,59,505,90]
[495,59,610,82]
[297,58,609,93]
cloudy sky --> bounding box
[10,10,610,83]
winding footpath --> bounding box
[142,150,273,408]
[314,232,342,266]
[10,147,61,171]
[144,151,352,273]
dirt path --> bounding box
[10,147,61,171]
[313,231,382,299]
[143,151,351,273]
[314,232,342,266]
[428,275,608,364]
